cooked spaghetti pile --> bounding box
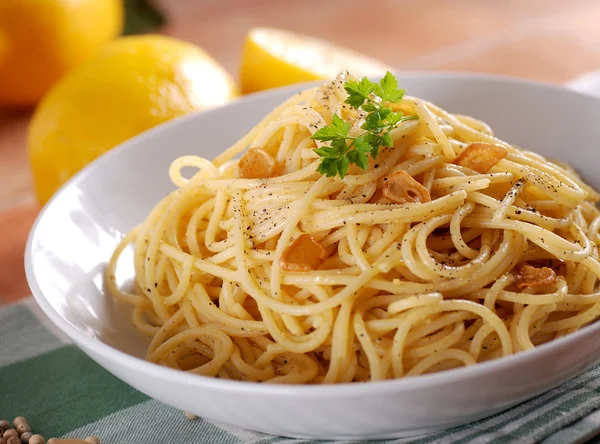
[108,72,600,384]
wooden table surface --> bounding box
[2,0,600,305]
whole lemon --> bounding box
[0,0,123,106]
[28,35,239,204]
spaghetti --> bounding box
[107,72,600,384]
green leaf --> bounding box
[362,112,385,132]
[314,72,413,179]
[344,77,376,108]
[387,111,404,127]
[346,149,357,163]
[312,127,341,142]
[401,114,420,122]
[361,103,377,113]
[370,146,380,159]
[311,114,351,141]
[331,138,348,155]
[314,147,337,158]
[123,0,165,35]
[317,160,328,175]
[338,156,351,178]
[354,135,372,153]
[317,158,338,177]
[378,106,392,120]
[374,71,405,103]
[382,132,394,148]
[365,133,383,144]
[328,160,340,177]
[365,133,384,148]
[364,133,384,159]
[331,113,351,135]
[347,149,369,171]
[356,151,369,170]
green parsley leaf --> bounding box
[387,111,404,127]
[365,133,384,159]
[362,112,385,132]
[365,133,384,147]
[345,149,358,164]
[331,138,348,156]
[378,106,392,120]
[313,72,418,178]
[346,149,369,171]
[312,114,351,141]
[374,71,405,103]
[337,156,350,178]
[344,77,376,108]
[354,135,372,153]
[382,132,393,148]
[317,158,338,177]
[314,146,337,158]
[401,114,420,122]
[361,102,377,113]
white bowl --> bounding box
[25,73,600,440]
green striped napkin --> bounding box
[2,298,600,444]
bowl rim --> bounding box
[25,71,600,398]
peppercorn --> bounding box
[6,437,21,444]
[0,421,10,434]
[28,436,44,444]
[20,432,33,443]
[15,425,30,437]
[85,438,100,444]
[12,419,30,437]
[3,431,18,440]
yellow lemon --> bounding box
[0,0,123,106]
[240,27,393,94]
[28,35,239,204]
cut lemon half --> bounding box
[240,27,393,94]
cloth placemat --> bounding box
[3,298,600,444]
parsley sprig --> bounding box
[311,72,418,178]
